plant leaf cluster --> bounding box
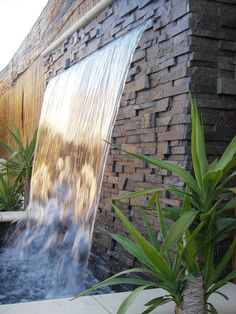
[76,95,236,313]
[0,126,37,211]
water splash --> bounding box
[0,23,148,303]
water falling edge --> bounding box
[0,22,149,304]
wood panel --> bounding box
[0,0,100,156]
[0,57,44,155]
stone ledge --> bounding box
[0,211,28,222]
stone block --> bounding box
[146,44,158,60]
[171,146,187,154]
[156,3,172,26]
[142,40,152,50]
[123,14,135,28]
[126,91,136,100]
[217,77,236,96]
[169,16,189,37]
[171,0,188,21]
[156,116,171,126]
[159,58,177,71]
[115,164,123,173]
[218,40,236,52]
[157,33,168,43]
[138,0,153,9]
[123,119,141,131]
[146,98,170,113]
[156,40,174,59]
[133,102,155,112]
[129,65,141,77]
[157,129,186,142]
[145,173,162,183]
[134,75,150,91]
[132,50,146,63]
[124,179,136,191]
[157,141,170,155]
[111,24,123,36]
[119,3,139,18]
[90,28,99,39]
[153,19,162,31]
[97,10,107,23]
[219,6,236,28]
[140,132,156,142]
[141,113,155,128]
[127,135,140,144]
[138,144,157,154]
[117,177,126,189]
[169,113,190,125]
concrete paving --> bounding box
[1,283,236,314]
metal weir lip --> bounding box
[42,0,116,57]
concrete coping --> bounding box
[0,211,28,222]
[0,284,236,313]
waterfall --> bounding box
[0,23,148,303]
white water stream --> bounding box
[0,23,148,304]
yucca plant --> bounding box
[77,188,197,313]
[76,95,236,313]
[105,95,236,313]
[0,126,38,209]
[0,174,23,211]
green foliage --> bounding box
[0,175,23,211]
[76,191,197,313]
[77,95,236,313]
[0,126,37,211]
[0,127,38,190]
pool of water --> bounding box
[0,226,111,305]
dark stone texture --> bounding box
[217,77,236,95]
[0,222,17,247]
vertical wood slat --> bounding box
[0,0,100,157]
[0,57,44,156]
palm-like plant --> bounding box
[109,95,236,313]
[0,174,23,211]
[76,96,236,313]
[0,126,38,209]
[78,189,197,313]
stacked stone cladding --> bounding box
[42,0,236,279]
[188,0,236,275]
[44,0,192,278]
[188,0,236,157]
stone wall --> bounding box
[0,0,235,279]
[43,0,196,278]
[189,0,236,158]
[188,0,236,275]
